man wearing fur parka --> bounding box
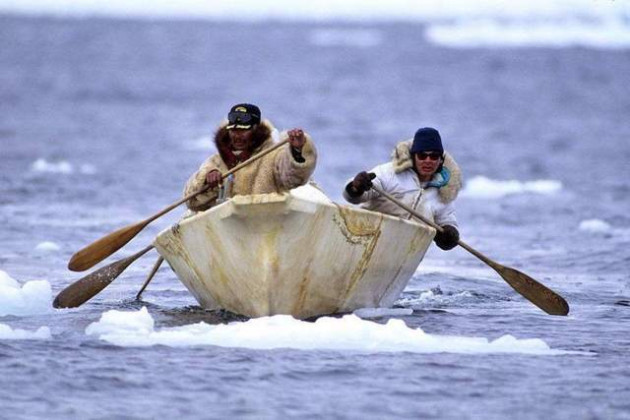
[184,103,317,212]
[343,127,462,250]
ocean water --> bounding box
[1,11,630,420]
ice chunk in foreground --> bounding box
[86,307,584,355]
[0,270,53,316]
[0,324,51,340]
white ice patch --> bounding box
[31,159,73,174]
[86,307,579,355]
[309,29,383,48]
[0,324,51,340]
[579,219,611,233]
[30,159,96,175]
[417,289,473,303]
[0,270,53,316]
[461,176,562,199]
[397,288,475,308]
[34,241,61,252]
[426,18,630,49]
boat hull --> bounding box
[154,187,434,319]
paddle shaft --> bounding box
[135,256,164,300]
[68,139,290,271]
[371,185,569,315]
[127,139,292,229]
[371,186,505,266]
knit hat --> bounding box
[410,127,443,154]
[226,103,261,130]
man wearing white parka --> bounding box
[343,127,462,250]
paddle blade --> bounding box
[68,220,149,272]
[54,255,137,308]
[55,245,153,308]
[493,263,569,316]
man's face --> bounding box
[414,151,443,179]
[228,128,254,151]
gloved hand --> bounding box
[205,169,223,189]
[347,171,376,197]
[434,225,459,250]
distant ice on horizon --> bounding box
[86,307,583,355]
[2,0,627,49]
[427,19,630,49]
[0,0,627,21]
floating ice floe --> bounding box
[30,159,96,175]
[86,307,583,355]
[461,176,562,199]
[0,324,51,340]
[579,219,611,233]
[31,159,73,174]
[0,270,53,316]
[34,241,61,253]
[426,18,630,49]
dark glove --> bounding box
[290,146,305,163]
[434,225,459,250]
[346,171,376,197]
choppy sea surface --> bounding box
[1,14,630,420]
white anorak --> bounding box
[343,140,462,227]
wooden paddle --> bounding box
[67,139,290,272]
[371,185,570,316]
[54,245,155,308]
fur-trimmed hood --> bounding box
[391,139,462,203]
[214,119,275,168]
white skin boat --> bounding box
[154,185,435,319]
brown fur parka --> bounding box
[184,119,317,212]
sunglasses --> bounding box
[416,152,443,161]
[228,111,259,124]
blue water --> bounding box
[1,16,630,419]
